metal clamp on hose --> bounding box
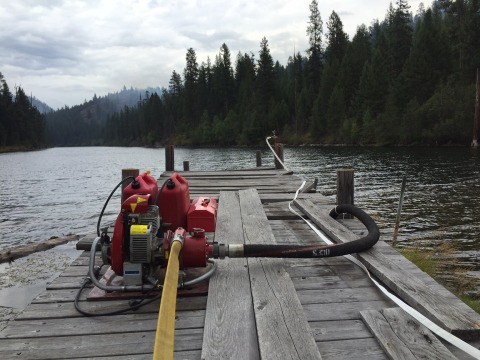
[172,227,186,247]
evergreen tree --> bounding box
[354,29,391,142]
[198,58,213,115]
[234,52,256,123]
[183,48,199,127]
[387,0,413,77]
[306,0,323,91]
[325,11,349,65]
[0,72,13,146]
[338,24,372,117]
[256,37,275,130]
[166,70,183,131]
[395,8,452,109]
[211,43,235,116]
[317,11,348,137]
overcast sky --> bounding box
[0,0,424,110]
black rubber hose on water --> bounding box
[243,204,379,258]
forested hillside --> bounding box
[47,0,480,146]
[0,73,46,150]
[45,87,161,146]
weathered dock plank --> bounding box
[317,337,388,360]
[361,307,457,360]
[310,319,373,342]
[201,191,260,360]
[15,296,208,321]
[0,329,202,359]
[1,310,204,339]
[239,188,322,360]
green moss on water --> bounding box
[397,242,480,314]
[460,295,480,314]
[399,248,438,276]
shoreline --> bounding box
[0,241,83,331]
[1,142,476,154]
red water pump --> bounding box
[90,171,380,294]
[102,171,217,287]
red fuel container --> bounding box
[158,173,190,230]
[122,171,158,205]
[187,196,217,232]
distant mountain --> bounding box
[45,86,164,146]
[32,97,53,114]
[97,86,164,114]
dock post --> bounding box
[274,143,284,169]
[183,161,190,171]
[336,169,354,219]
[165,145,174,171]
[256,150,262,167]
[121,168,139,203]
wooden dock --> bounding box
[1,166,480,359]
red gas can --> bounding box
[158,173,190,230]
[187,196,217,232]
[122,171,158,205]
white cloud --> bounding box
[0,0,423,109]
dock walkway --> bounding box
[1,167,480,359]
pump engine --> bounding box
[97,171,217,288]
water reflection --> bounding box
[0,147,478,254]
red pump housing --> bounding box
[164,228,209,268]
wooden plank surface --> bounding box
[317,337,388,360]
[201,191,260,360]
[239,188,322,360]
[16,296,207,321]
[1,310,204,339]
[0,329,202,359]
[361,308,457,360]
[294,199,480,340]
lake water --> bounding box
[0,146,479,257]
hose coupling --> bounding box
[227,244,244,258]
[172,227,186,247]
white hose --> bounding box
[290,182,480,359]
[266,136,289,171]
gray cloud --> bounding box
[0,0,423,109]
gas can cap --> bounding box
[166,179,175,189]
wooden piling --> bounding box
[183,161,190,171]
[165,145,174,171]
[274,143,284,169]
[336,169,354,219]
[121,168,139,191]
[256,151,262,167]
[472,68,479,147]
[392,176,407,246]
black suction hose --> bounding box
[96,176,136,236]
[243,204,379,258]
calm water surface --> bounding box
[0,147,478,255]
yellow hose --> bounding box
[152,240,182,360]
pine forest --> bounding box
[2,0,480,149]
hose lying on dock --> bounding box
[240,204,379,258]
[153,236,183,360]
